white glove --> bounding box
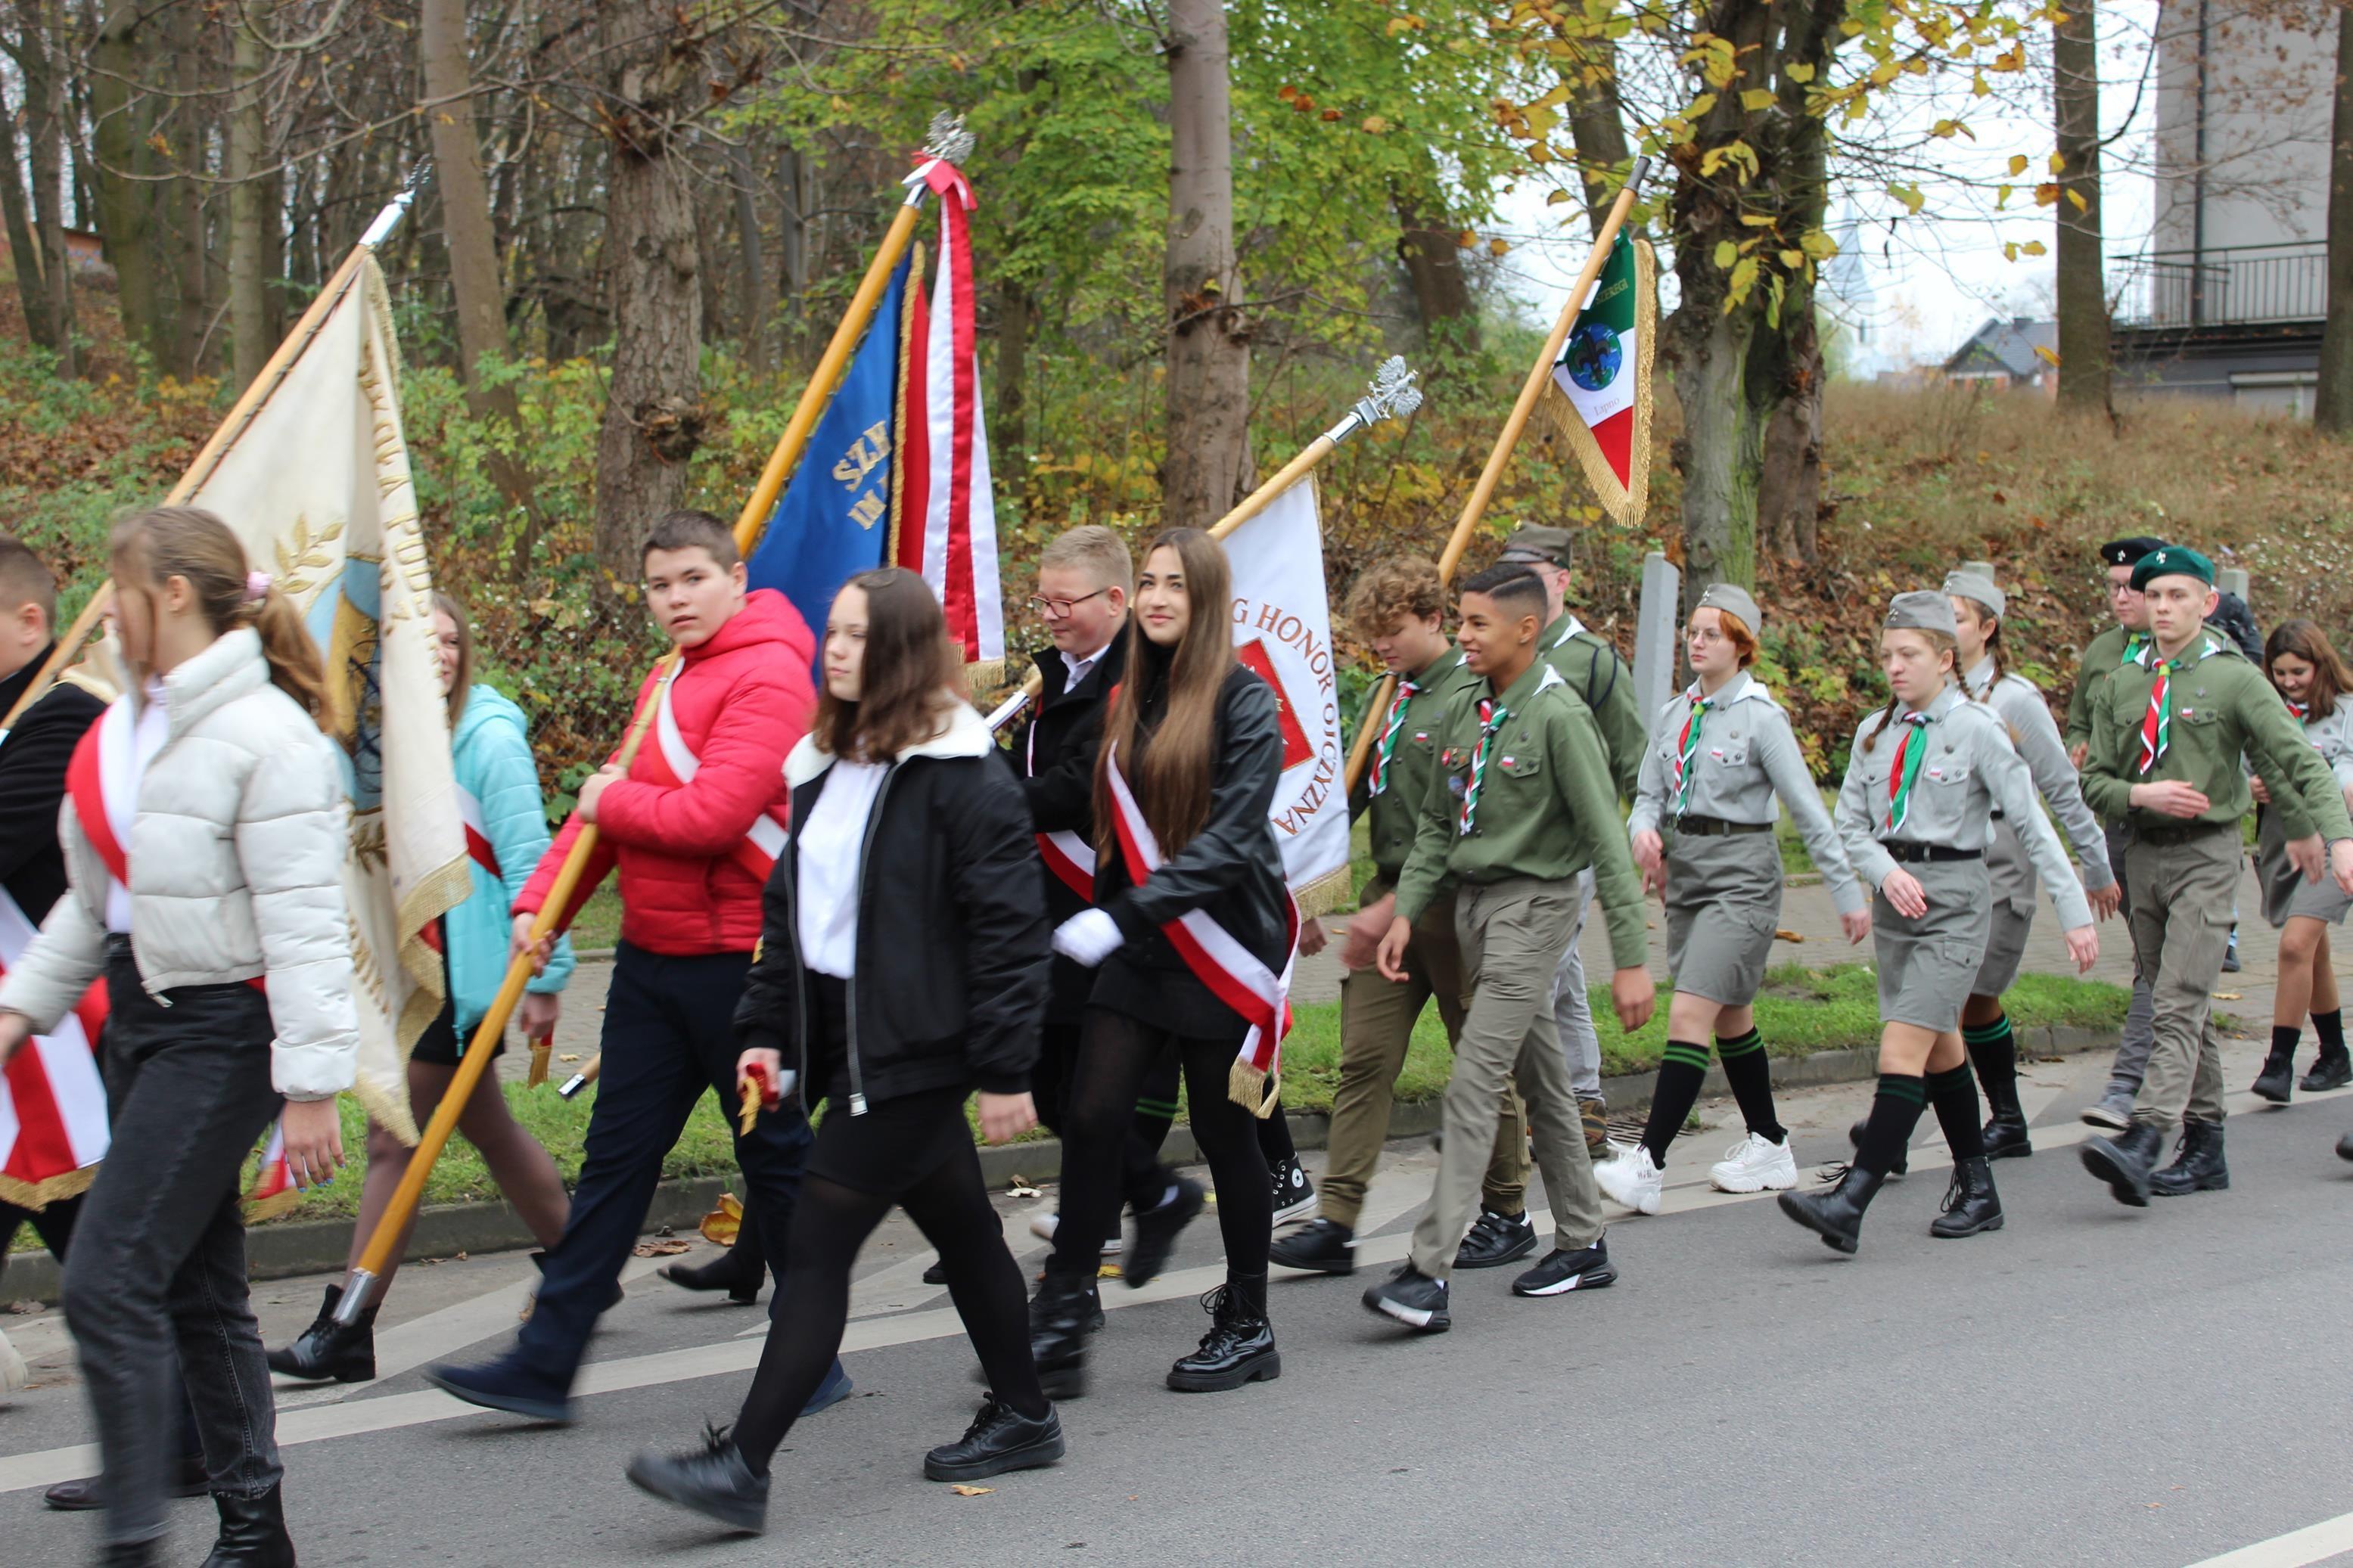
[1052,909,1127,967]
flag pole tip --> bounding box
[923,111,977,168]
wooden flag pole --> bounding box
[1340,157,1651,797]
[331,116,977,1325]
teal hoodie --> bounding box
[449,684,574,1032]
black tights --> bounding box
[729,1138,1043,1474]
[1051,1009,1272,1278]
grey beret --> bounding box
[1885,589,1959,638]
[1941,570,2005,619]
[1695,582,1762,635]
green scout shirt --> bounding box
[2063,623,2145,755]
[1347,647,1481,884]
[1540,612,1644,803]
[1392,657,1649,971]
[2082,631,2353,841]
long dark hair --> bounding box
[109,506,328,725]
[1095,527,1234,856]
[2266,617,2353,722]
[813,567,962,762]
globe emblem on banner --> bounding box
[1562,321,1623,392]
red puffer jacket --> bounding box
[518,589,816,955]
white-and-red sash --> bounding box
[65,697,136,913]
[642,667,790,885]
[1025,709,1097,902]
[455,782,501,878]
[0,883,110,1206]
[1103,744,1298,1110]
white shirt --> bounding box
[105,681,171,934]
[794,757,889,979]
[1062,638,1114,695]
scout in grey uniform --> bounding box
[1780,591,2098,1256]
[1944,570,2118,1160]
[2243,618,2353,1103]
[1594,583,1870,1216]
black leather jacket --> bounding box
[1018,636,1128,1022]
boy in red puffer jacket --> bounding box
[427,510,850,1423]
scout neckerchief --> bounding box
[1369,678,1420,797]
[1885,711,1932,832]
[1670,684,1710,821]
[2286,695,2311,724]
[1459,697,1510,834]
[2134,632,2218,775]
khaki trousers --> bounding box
[2123,824,2239,1131]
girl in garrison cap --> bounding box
[1782,591,2098,1256]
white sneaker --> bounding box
[1026,1210,1122,1255]
[0,1327,26,1395]
[1708,1131,1798,1194]
[1595,1144,1665,1215]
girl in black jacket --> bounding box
[1037,526,1295,1396]
[625,567,1057,1536]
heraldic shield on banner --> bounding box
[185,256,471,1146]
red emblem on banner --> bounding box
[1235,637,1315,771]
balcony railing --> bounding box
[2112,241,2327,330]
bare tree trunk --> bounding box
[89,0,170,367]
[2316,2,2353,433]
[1391,175,1481,355]
[0,73,49,352]
[2053,0,2112,415]
[993,274,1033,478]
[169,0,209,377]
[592,0,706,578]
[14,0,79,375]
[1564,42,1633,239]
[1161,0,1251,526]
[1755,307,1824,563]
[731,143,770,377]
[225,18,269,391]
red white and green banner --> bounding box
[1543,229,1658,525]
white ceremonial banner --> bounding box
[1223,477,1350,910]
[187,256,470,1144]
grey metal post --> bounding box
[1633,551,1682,724]
[2218,567,2249,604]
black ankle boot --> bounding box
[2302,1048,2353,1093]
[1167,1272,1279,1393]
[266,1283,375,1383]
[1777,1165,1885,1254]
[2253,1051,2297,1104]
[1930,1156,2005,1237]
[1027,1268,1098,1401]
[1846,1117,1906,1177]
[1981,1112,2031,1160]
[659,1239,766,1305]
[2080,1120,2165,1207]
[624,1426,769,1535]
[2149,1119,2230,1195]
[198,1484,295,1568]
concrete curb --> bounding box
[0,1022,2118,1306]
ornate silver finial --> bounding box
[1324,356,1424,445]
[924,111,977,168]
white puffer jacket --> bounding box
[0,628,357,1100]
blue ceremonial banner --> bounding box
[745,253,909,636]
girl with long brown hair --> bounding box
[1030,526,1295,1397]
[2248,618,2353,1101]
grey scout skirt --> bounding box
[1872,855,1993,1032]
[2256,806,2353,928]
[1664,827,1783,1007]
[1972,817,2035,996]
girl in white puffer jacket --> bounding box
[0,507,353,1567]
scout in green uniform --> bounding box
[1361,563,1655,1333]
[1497,523,1643,1155]
[1780,592,2100,1256]
[1269,557,1536,1277]
[2066,536,2168,1132]
[2078,546,2353,1206]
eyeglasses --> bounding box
[2106,580,2143,599]
[1028,588,1111,618]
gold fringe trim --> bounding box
[885,240,926,571]
[0,1163,98,1212]
[1537,234,1658,529]
[963,657,1005,695]
[368,849,477,1148]
[1292,864,1354,921]
[242,1187,304,1224]
[1229,1057,1282,1119]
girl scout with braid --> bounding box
[1782,591,2099,1255]
[1594,583,1870,1216]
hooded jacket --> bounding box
[447,684,576,1031]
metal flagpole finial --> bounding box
[1323,355,1424,445]
[923,110,977,168]
[359,157,434,249]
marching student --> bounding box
[2246,619,2353,1101]
[2078,548,2353,1203]
[1030,526,1293,1396]
[427,510,848,1424]
[0,507,353,1566]
[624,567,1056,1535]
[1363,563,1655,1333]
[1497,525,1641,1156]
[2064,536,2168,1130]
[270,592,577,1380]
[1780,591,2097,1255]
[1594,584,1870,1216]
[1943,570,2119,1158]
[1272,557,1536,1276]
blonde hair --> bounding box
[1861,628,1957,753]
[432,591,477,729]
[109,507,328,725]
[1040,525,1133,595]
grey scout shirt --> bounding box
[1626,669,1868,918]
[1964,656,2115,896]
[1834,682,2096,931]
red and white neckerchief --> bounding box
[1103,742,1298,1114]
[2136,634,2217,775]
[1669,684,1711,821]
[1369,676,1420,797]
[1025,703,1096,902]
[639,663,790,885]
[0,883,110,1208]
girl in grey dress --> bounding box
[1780,591,2099,1256]
[1595,584,1870,1217]
[2246,619,2353,1102]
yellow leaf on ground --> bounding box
[950,1486,994,1497]
[1775,928,1803,942]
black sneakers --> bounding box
[625,1426,770,1535]
[923,1398,1066,1482]
[1268,1216,1356,1275]
[1124,1176,1206,1287]
[1270,1156,1316,1225]
[1361,1264,1450,1334]
[1453,1209,1538,1269]
[1509,1237,1616,1297]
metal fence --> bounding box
[2112,241,2327,329]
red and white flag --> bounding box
[0,887,109,1209]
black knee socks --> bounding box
[1926,1062,1986,1162]
[1963,1013,2019,1119]
[2311,1010,2345,1059]
[2271,1024,2303,1067]
[1854,1074,1926,1176]
[1640,1041,1710,1168]
[1716,1028,1784,1144]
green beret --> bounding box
[2129,545,2215,591]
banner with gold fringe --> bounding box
[1540,229,1657,526]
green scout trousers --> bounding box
[2123,822,2239,1131]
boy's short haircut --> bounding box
[1038,524,1133,594]
[1459,561,1546,620]
[641,510,741,569]
[0,536,57,631]
[1346,557,1444,641]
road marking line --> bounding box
[2184,1511,2353,1566]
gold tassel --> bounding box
[1228,1057,1282,1119]
[242,1188,304,1224]
[526,1036,552,1088]
[1292,864,1354,921]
